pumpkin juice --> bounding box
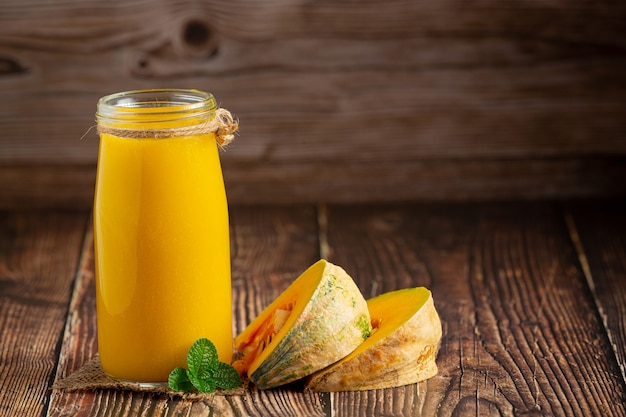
[94,90,233,383]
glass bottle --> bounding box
[94,89,233,383]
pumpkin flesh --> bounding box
[305,287,442,391]
[233,259,371,389]
[232,307,291,375]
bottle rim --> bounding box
[96,89,217,124]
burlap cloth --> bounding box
[52,355,249,400]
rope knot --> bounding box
[95,107,238,148]
[212,108,239,147]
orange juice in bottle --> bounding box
[94,89,235,383]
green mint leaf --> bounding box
[212,361,242,390]
[169,338,241,394]
[188,369,217,393]
[187,338,218,377]
[168,367,194,392]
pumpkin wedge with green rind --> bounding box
[233,259,371,390]
[305,287,442,391]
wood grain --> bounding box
[0,211,88,417]
[2,202,625,416]
[567,201,626,385]
[0,165,97,209]
[1,0,625,205]
[47,205,328,417]
[3,156,626,209]
[323,203,626,416]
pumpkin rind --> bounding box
[234,259,371,390]
[305,287,442,391]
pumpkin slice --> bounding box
[233,259,371,389]
[305,287,442,391]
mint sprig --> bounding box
[168,338,241,393]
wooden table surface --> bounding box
[1,201,625,416]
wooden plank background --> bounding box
[0,211,88,416]
[324,203,626,416]
[1,0,625,207]
[2,203,626,416]
[568,201,626,384]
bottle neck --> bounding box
[96,90,238,146]
[96,89,218,131]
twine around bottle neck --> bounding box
[96,108,238,147]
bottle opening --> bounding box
[96,89,218,127]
